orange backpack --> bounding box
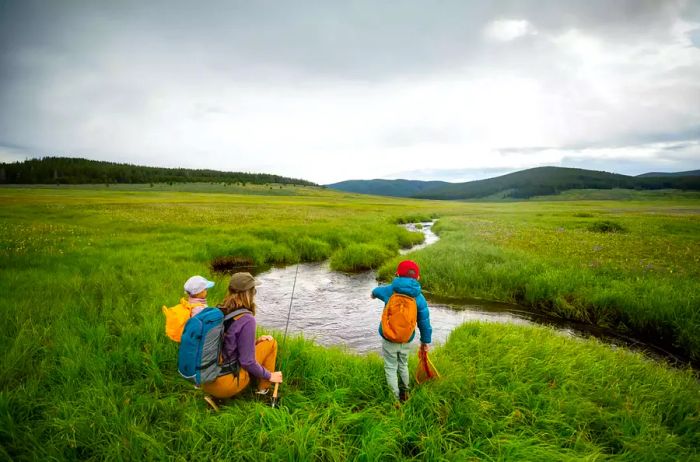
[381,293,418,343]
[162,299,205,342]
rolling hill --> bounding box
[327,167,700,200]
[327,179,450,197]
[636,169,700,178]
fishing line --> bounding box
[271,263,299,408]
[281,263,299,352]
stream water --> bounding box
[248,222,687,365]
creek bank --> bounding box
[426,292,692,367]
[232,221,688,367]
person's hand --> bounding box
[256,335,273,343]
[269,371,283,383]
[420,343,430,353]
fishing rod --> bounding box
[271,263,299,408]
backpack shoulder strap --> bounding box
[223,308,252,322]
[390,292,416,301]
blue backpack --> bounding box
[177,307,250,385]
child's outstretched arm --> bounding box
[371,285,393,303]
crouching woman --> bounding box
[203,272,282,399]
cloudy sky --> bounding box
[1,0,699,184]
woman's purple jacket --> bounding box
[222,313,271,380]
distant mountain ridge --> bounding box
[328,179,451,197]
[0,157,316,186]
[327,167,700,200]
[636,170,700,178]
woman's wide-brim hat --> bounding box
[228,272,260,292]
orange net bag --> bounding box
[415,349,440,384]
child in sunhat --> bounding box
[183,275,215,317]
[371,260,432,402]
[162,275,215,342]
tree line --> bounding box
[0,157,316,186]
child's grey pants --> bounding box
[382,338,411,399]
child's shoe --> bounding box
[399,389,410,402]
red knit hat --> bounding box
[396,260,420,279]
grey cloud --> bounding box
[379,126,466,148]
[1,1,696,101]
[1,1,482,82]
[629,126,700,146]
[559,155,700,177]
[660,141,700,151]
[494,123,700,155]
[562,126,700,151]
[1,0,694,82]
[655,143,700,163]
[0,0,699,181]
[498,146,557,154]
[0,141,37,163]
[692,29,700,48]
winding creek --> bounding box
[248,222,687,365]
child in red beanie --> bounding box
[371,260,432,402]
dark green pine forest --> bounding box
[0,157,316,186]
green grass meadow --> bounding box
[379,200,700,362]
[1,185,699,460]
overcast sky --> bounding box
[1,0,699,184]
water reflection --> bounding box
[255,222,531,355]
[251,221,688,366]
[255,261,534,354]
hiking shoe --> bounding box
[399,389,410,402]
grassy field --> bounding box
[0,181,333,196]
[532,188,700,201]
[379,199,700,362]
[1,185,699,460]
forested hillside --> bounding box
[414,167,700,199]
[0,157,316,186]
[327,179,450,197]
[636,169,700,178]
[327,167,700,199]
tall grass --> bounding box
[1,187,699,459]
[379,201,700,361]
[2,317,698,460]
